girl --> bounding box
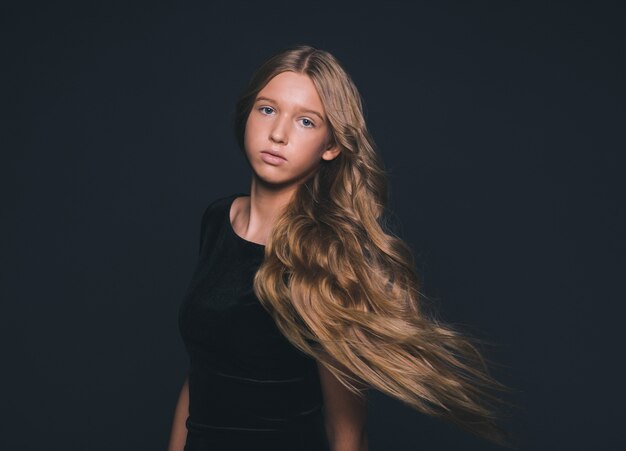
[168,44,508,451]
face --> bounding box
[244,71,341,188]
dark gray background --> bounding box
[2,1,624,450]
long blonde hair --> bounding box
[233,44,509,445]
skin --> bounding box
[231,70,342,246]
[167,376,188,451]
[168,71,368,451]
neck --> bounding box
[240,178,298,245]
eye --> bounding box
[300,118,315,128]
[259,106,274,115]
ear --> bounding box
[321,140,341,161]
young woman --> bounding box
[168,44,508,451]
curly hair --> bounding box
[233,44,509,445]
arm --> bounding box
[317,359,369,451]
[167,375,189,451]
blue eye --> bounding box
[258,106,315,128]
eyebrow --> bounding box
[255,96,325,122]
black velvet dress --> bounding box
[178,193,331,451]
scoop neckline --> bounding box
[227,194,266,248]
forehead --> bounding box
[257,71,324,111]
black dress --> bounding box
[178,193,331,451]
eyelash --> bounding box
[258,106,316,128]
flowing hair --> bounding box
[233,44,510,445]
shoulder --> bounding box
[198,192,250,231]
[201,193,236,219]
[196,193,239,252]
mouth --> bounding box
[261,150,287,161]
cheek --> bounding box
[296,140,327,165]
[306,134,330,154]
[243,116,257,149]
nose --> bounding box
[270,115,288,144]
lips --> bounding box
[261,150,286,161]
